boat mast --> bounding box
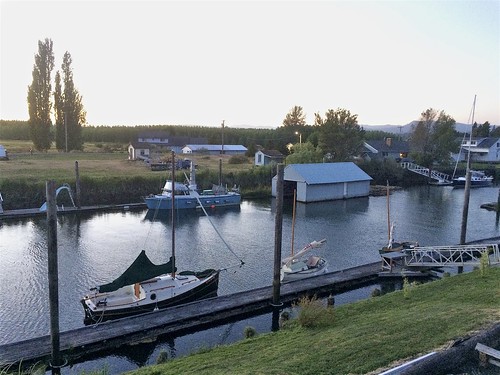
[386,181,391,242]
[459,95,476,245]
[171,151,176,278]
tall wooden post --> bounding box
[46,180,62,372]
[460,169,472,245]
[272,164,284,306]
[171,151,176,279]
[75,161,81,209]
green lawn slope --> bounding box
[126,266,500,375]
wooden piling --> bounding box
[272,164,284,306]
[46,180,62,371]
[75,161,81,209]
[460,167,472,245]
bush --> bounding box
[295,295,335,328]
[243,326,257,339]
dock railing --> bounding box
[405,244,500,267]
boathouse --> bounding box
[271,162,372,202]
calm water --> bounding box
[1,185,499,373]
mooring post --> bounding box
[46,180,62,373]
[272,164,284,307]
[496,188,500,224]
[75,161,81,209]
[460,168,472,245]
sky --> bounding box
[1,0,499,129]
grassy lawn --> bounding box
[0,141,254,181]
[126,267,500,375]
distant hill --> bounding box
[363,122,475,134]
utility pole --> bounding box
[221,120,225,155]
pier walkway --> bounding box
[0,262,380,369]
[0,203,146,220]
[380,244,500,275]
[400,162,452,184]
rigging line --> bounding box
[142,192,162,250]
[182,170,245,266]
[195,194,245,266]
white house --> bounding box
[255,149,284,166]
[182,145,247,155]
[272,162,372,203]
[128,142,151,160]
[453,137,500,163]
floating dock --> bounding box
[0,203,147,220]
[0,262,380,369]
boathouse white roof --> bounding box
[272,162,372,202]
[284,162,372,184]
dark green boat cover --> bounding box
[98,250,177,293]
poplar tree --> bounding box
[27,38,54,151]
[54,51,86,151]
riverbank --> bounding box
[126,266,500,375]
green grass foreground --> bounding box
[127,267,500,375]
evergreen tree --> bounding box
[27,38,54,151]
[54,51,86,151]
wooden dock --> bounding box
[0,262,380,369]
[0,203,147,220]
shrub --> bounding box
[243,326,257,339]
[479,251,490,277]
[295,295,335,328]
[156,350,169,364]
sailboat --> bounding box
[452,97,493,188]
[81,152,220,325]
[280,190,328,283]
[380,182,419,254]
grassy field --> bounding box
[126,267,500,375]
[0,140,254,181]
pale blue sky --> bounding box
[1,0,499,128]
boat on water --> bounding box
[81,152,220,325]
[280,190,328,283]
[452,170,493,188]
[144,160,241,210]
[380,183,419,254]
[281,239,328,282]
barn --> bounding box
[271,162,372,202]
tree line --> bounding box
[4,37,497,167]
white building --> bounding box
[255,149,284,166]
[453,137,500,163]
[272,162,372,203]
[182,145,247,155]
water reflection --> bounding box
[1,186,500,372]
